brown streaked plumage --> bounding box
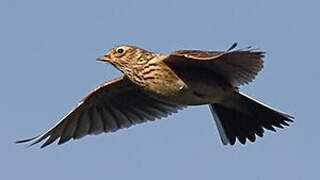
[17,43,293,148]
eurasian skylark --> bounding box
[17,43,293,148]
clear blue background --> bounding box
[1,0,318,179]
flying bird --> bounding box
[17,43,293,148]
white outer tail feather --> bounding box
[209,105,230,145]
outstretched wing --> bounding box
[164,43,265,87]
[17,76,183,148]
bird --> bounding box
[16,43,293,148]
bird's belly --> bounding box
[158,80,228,105]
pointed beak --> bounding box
[96,55,110,62]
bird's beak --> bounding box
[96,56,110,62]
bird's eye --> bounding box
[117,48,124,54]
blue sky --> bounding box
[1,0,319,179]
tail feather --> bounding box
[210,92,293,145]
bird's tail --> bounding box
[209,92,293,145]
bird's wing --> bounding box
[17,76,183,148]
[164,43,265,87]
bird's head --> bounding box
[97,45,153,75]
